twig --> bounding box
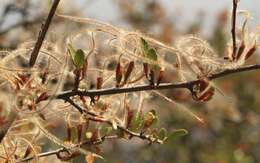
[87,116,163,144]
[20,134,136,162]
[29,0,60,67]
[56,64,260,99]
[231,0,238,60]
[19,148,67,162]
[59,98,163,144]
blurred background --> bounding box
[1,0,260,163]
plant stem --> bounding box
[231,0,238,60]
[56,64,260,99]
[29,0,60,67]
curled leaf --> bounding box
[116,62,123,87]
[124,61,135,84]
[143,109,158,129]
[245,41,257,60]
[36,92,48,104]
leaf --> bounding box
[147,48,158,61]
[245,42,257,60]
[68,44,86,68]
[123,61,135,84]
[158,128,167,141]
[74,49,86,68]
[141,37,158,61]
[130,113,144,132]
[115,62,123,87]
[165,129,188,142]
[141,37,149,52]
[143,109,158,129]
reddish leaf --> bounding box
[245,44,257,60]
[116,62,123,87]
[124,61,135,84]
[236,41,245,60]
[36,92,48,104]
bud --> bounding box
[156,69,164,86]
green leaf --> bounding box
[67,44,86,69]
[141,37,158,61]
[158,128,167,141]
[165,129,188,142]
[130,113,144,132]
[74,49,85,68]
[141,37,149,52]
[147,48,158,61]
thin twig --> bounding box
[87,116,163,144]
[19,148,66,162]
[231,0,238,60]
[29,0,60,67]
[55,64,260,99]
[61,98,163,144]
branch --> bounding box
[29,0,60,67]
[20,136,118,162]
[64,98,163,144]
[231,0,238,60]
[20,148,67,162]
[56,64,260,99]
